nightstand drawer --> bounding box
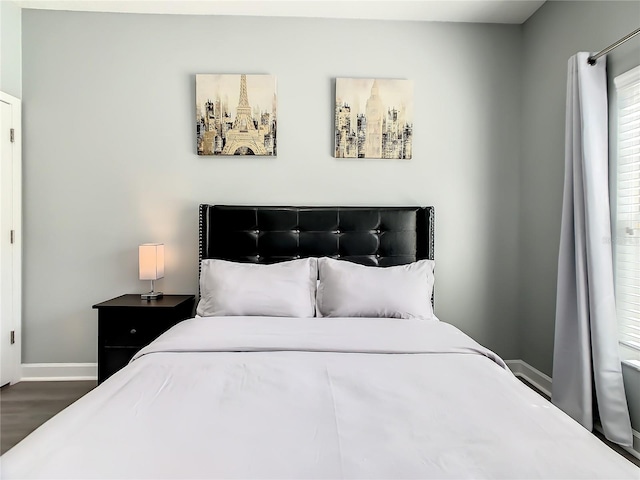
[101,319,176,347]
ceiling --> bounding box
[15,0,547,24]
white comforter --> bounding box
[2,317,638,479]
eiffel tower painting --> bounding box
[196,74,277,156]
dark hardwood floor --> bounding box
[0,380,96,455]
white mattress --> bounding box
[1,316,638,479]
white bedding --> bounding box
[1,316,638,479]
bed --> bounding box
[1,205,638,479]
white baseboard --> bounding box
[505,359,552,398]
[20,363,97,381]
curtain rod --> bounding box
[588,27,640,65]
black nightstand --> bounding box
[93,294,195,383]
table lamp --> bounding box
[139,243,164,300]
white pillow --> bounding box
[197,258,317,317]
[316,257,435,319]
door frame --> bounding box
[1,91,21,385]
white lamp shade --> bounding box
[139,244,165,281]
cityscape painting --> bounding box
[196,74,277,156]
[335,78,413,159]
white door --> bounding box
[0,98,15,386]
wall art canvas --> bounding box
[196,74,277,156]
[335,78,413,159]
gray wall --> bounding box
[21,10,522,364]
[0,0,21,98]
[519,0,640,376]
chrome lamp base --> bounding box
[141,279,163,300]
[141,291,163,300]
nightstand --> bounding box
[93,294,195,383]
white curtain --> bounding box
[553,52,632,446]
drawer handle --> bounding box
[130,328,137,335]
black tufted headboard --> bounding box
[198,205,436,307]
[199,205,434,266]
